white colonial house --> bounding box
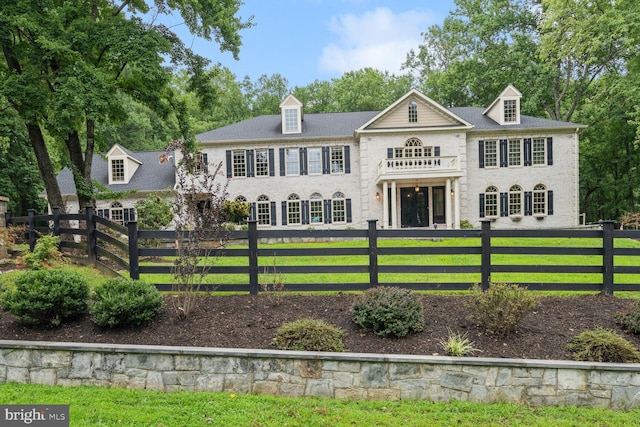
[195,85,584,229]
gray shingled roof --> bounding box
[197,108,582,143]
[53,150,175,196]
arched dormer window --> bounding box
[408,101,418,123]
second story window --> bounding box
[484,140,497,168]
[255,149,269,176]
[330,146,344,173]
[308,147,322,175]
[408,101,418,123]
[532,138,546,165]
[508,139,521,166]
[195,152,208,173]
[111,159,125,182]
[285,148,299,176]
[232,150,246,177]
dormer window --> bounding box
[111,159,125,182]
[408,101,418,123]
[284,108,299,132]
[504,99,517,123]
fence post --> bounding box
[28,209,36,252]
[368,219,379,288]
[481,220,492,291]
[4,211,11,227]
[85,206,96,264]
[51,207,61,237]
[601,220,615,295]
[128,220,139,280]
[248,220,259,295]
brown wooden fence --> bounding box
[4,207,640,295]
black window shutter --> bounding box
[279,148,285,176]
[281,201,287,225]
[300,147,307,175]
[123,208,130,224]
[478,141,485,168]
[344,146,351,174]
[246,149,254,177]
[202,153,208,164]
[346,199,352,223]
[479,194,485,218]
[524,138,532,166]
[270,201,277,226]
[499,139,508,167]
[547,137,553,165]
[103,209,110,219]
[500,192,508,217]
[524,192,532,216]
[387,148,393,159]
[268,149,275,176]
[226,150,232,177]
[324,200,332,223]
[434,146,440,157]
[302,200,309,225]
[97,209,105,218]
[129,208,135,221]
[548,190,554,215]
[322,146,330,174]
[250,202,256,221]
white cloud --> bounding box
[319,7,435,76]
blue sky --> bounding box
[157,0,456,88]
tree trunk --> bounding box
[65,129,94,211]
[27,123,65,212]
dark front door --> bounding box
[401,187,429,227]
[432,186,446,224]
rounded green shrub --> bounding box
[351,286,424,338]
[567,328,640,363]
[90,278,163,328]
[272,318,346,352]
[1,269,89,327]
[465,283,538,335]
[616,301,640,334]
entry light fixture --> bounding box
[415,185,420,192]
[376,192,380,201]
[450,190,455,197]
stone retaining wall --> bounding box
[1,340,639,409]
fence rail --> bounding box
[4,208,640,295]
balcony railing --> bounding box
[377,156,461,181]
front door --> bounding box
[400,187,429,227]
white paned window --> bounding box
[110,202,124,225]
[287,194,301,225]
[255,149,268,176]
[330,146,344,174]
[257,195,271,225]
[332,192,346,223]
[504,99,517,123]
[111,159,125,182]
[285,148,299,176]
[284,108,298,132]
[533,184,547,215]
[308,148,322,175]
[509,185,523,216]
[484,140,497,168]
[310,193,323,224]
[508,139,521,166]
[533,138,546,165]
[408,101,418,123]
[485,186,498,218]
[232,150,246,177]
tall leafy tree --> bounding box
[0,0,253,212]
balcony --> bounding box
[376,156,462,183]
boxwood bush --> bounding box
[1,269,89,327]
[272,318,346,352]
[616,301,640,334]
[466,283,538,335]
[567,328,640,363]
[90,278,163,328]
[351,286,424,338]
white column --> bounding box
[454,178,460,229]
[391,181,398,229]
[382,181,389,229]
[445,178,452,229]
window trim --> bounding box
[284,148,300,176]
[308,147,322,175]
[508,185,523,218]
[503,99,518,123]
[484,186,499,219]
[533,184,547,217]
[484,140,498,168]
[254,149,269,177]
[508,138,522,167]
[110,158,125,183]
[256,195,271,226]
[330,146,345,174]
[331,192,346,224]
[532,137,546,166]
[283,108,299,133]
[309,193,323,224]
[232,149,246,178]
[286,194,302,225]
[408,101,418,123]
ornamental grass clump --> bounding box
[437,328,481,357]
[272,318,346,352]
[566,328,640,363]
[90,278,163,328]
[1,269,89,327]
[615,301,640,335]
[466,283,538,335]
[351,286,424,338]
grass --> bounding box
[137,237,640,291]
[1,383,639,426]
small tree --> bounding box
[134,192,174,255]
[222,200,250,225]
[165,140,228,319]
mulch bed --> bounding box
[1,291,639,361]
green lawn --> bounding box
[138,237,640,291]
[1,383,638,426]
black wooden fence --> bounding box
[4,207,640,295]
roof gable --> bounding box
[357,89,473,132]
[483,84,522,125]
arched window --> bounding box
[408,101,418,123]
[256,195,271,225]
[509,185,523,216]
[310,193,323,224]
[484,186,498,218]
[110,202,124,225]
[235,195,247,202]
[287,193,301,225]
[332,192,346,223]
[533,184,547,215]
[395,137,430,159]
